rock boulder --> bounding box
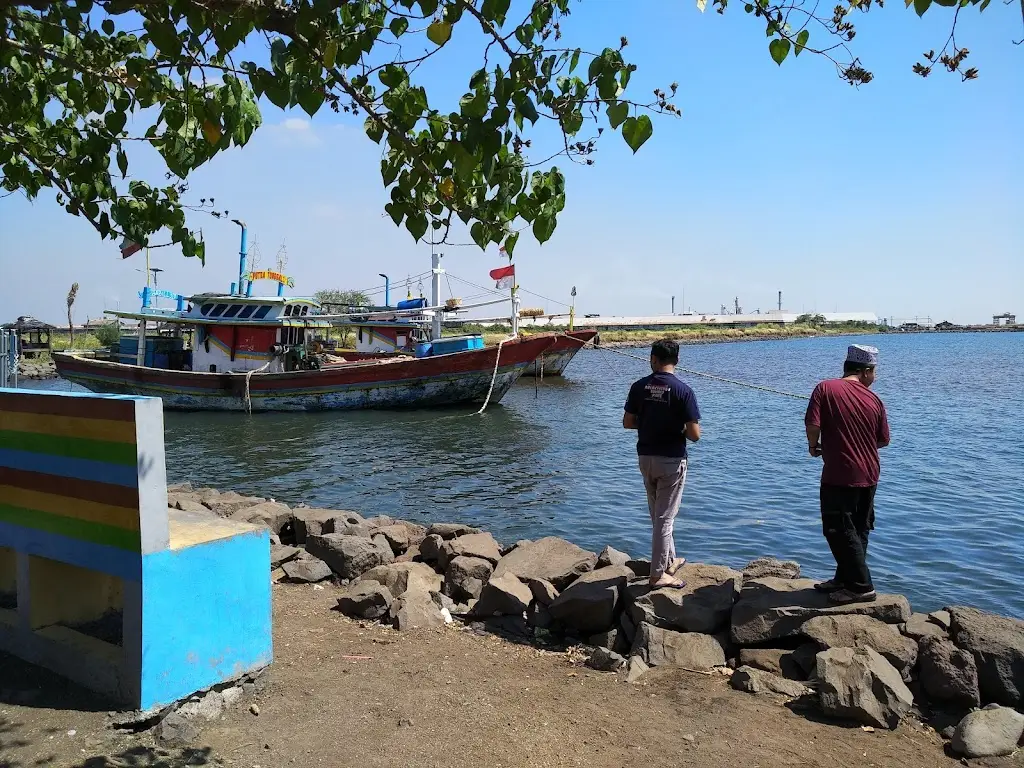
[948,605,1024,706]
[548,565,632,635]
[472,573,532,617]
[902,612,947,641]
[306,534,391,580]
[281,556,332,583]
[270,545,301,569]
[741,557,801,582]
[231,501,292,534]
[737,648,807,680]
[358,562,442,597]
[440,532,502,569]
[291,508,350,545]
[426,522,481,540]
[950,704,1024,759]
[444,556,494,602]
[337,582,393,620]
[731,577,910,646]
[390,587,447,631]
[491,537,597,590]
[801,614,918,679]
[596,545,630,569]
[626,564,741,634]
[373,522,427,555]
[731,666,810,698]
[816,646,913,729]
[631,622,726,669]
[528,578,559,607]
[587,647,626,672]
[918,636,981,709]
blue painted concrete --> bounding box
[139,529,272,710]
[0,448,140,487]
[0,521,141,580]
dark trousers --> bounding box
[820,484,876,594]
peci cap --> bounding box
[846,344,879,367]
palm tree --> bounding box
[67,282,79,349]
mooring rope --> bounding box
[569,335,810,401]
[475,337,508,415]
[243,360,273,415]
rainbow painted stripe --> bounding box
[0,391,143,554]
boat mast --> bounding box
[430,252,443,341]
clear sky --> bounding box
[1,1,1020,326]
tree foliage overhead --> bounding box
[0,0,1004,262]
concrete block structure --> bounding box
[0,388,271,711]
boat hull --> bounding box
[53,335,557,412]
[522,330,597,376]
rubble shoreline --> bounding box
[171,484,1024,761]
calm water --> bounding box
[29,332,1024,617]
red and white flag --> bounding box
[119,236,142,259]
[489,264,515,289]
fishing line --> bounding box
[569,335,810,401]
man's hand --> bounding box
[809,443,823,458]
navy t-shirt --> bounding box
[624,372,701,458]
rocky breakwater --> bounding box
[168,485,1024,759]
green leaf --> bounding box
[769,38,791,66]
[298,87,324,117]
[365,116,384,144]
[116,149,128,178]
[104,110,127,135]
[514,94,538,125]
[101,19,114,34]
[323,40,338,68]
[385,201,406,226]
[569,49,581,73]
[406,211,428,241]
[621,115,653,154]
[503,231,519,256]
[913,0,932,13]
[470,221,487,248]
[389,17,409,37]
[379,65,408,89]
[533,213,556,243]
[426,21,452,46]
[606,101,628,130]
[794,29,810,56]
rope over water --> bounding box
[568,335,810,401]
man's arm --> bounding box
[806,424,822,457]
[877,403,891,448]
[682,389,701,442]
[623,382,639,429]
[684,421,701,441]
[805,385,823,457]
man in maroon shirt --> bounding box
[805,344,891,605]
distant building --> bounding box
[992,312,1016,326]
[935,320,960,331]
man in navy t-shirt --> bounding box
[623,339,701,588]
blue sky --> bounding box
[1,1,1020,325]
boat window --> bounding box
[210,304,228,318]
[200,303,213,316]
[223,304,242,318]
[283,305,293,317]
[358,327,363,343]
[253,305,272,320]
[238,305,256,319]
[301,306,309,316]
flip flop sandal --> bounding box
[649,578,688,590]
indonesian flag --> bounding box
[119,236,143,259]
[489,264,515,289]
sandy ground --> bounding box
[1,582,1021,768]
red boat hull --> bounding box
[53,335,558,412]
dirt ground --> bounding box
[1,582,1021,768]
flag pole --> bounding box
[508,249,519,337]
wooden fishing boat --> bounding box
[523,329,597,377]
[53,333,555,412]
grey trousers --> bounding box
[638,455,688,579]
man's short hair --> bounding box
[651,339,679,365]
[843,361,875,376]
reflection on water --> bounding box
[23,332,1024,618]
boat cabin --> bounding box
[106,294,330,374]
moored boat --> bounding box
[53,332,556,412]
[523,329,598,376]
